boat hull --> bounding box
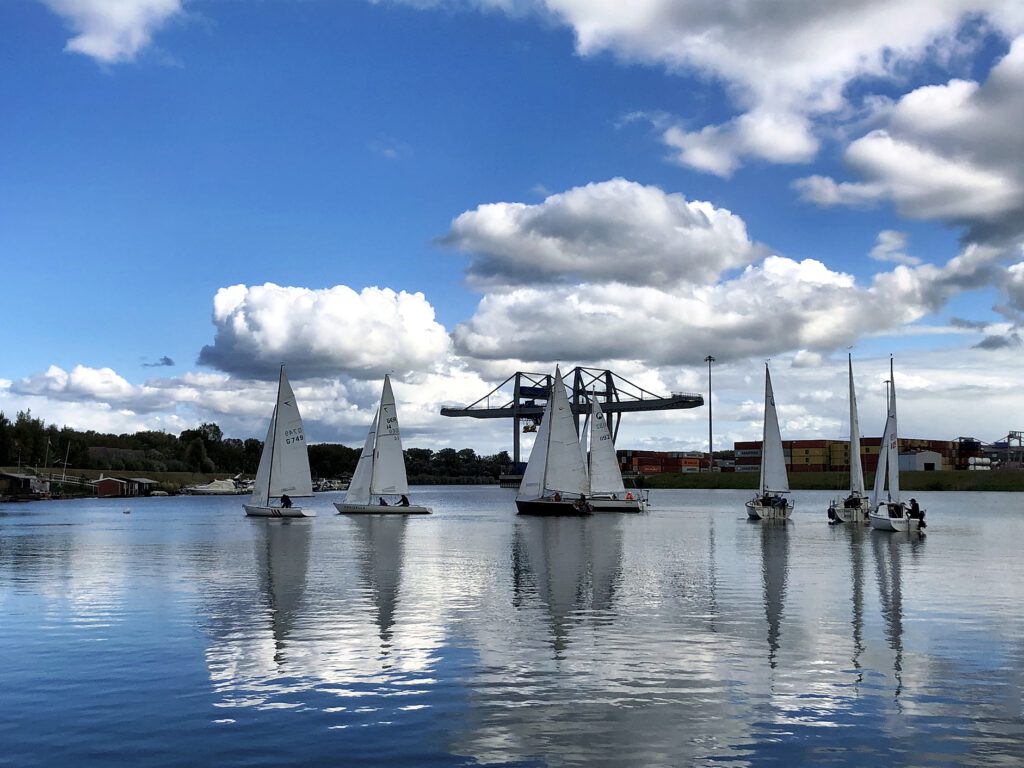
[335,502,431,515]
[828,497,871,524]
[515,498,593,516]
[869,502,921,532]
[745,499,793,521]
[589,497,645,513]
[243,504,316,518]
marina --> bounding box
[2,488,1023,766]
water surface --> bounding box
[2,489,1022,766]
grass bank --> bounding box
[642,470,1024,492]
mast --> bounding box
[848,354,865,496]
[266,365,284,506]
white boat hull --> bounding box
[335,502,432,515]
[746,499,793,521]
[244,504,316,518]
[869,502,922,532]
[828,497,871,524]
[589,496,646,513]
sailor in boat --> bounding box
[378,496,389,506]
[281,494,292,509]
[399,494,410,507]
[907,498,926,528]
[574,493,591,513]
[553,491,562,502]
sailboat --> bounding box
[585,395,646,512]
[828,354,871,524]
[869,358,926,532]
[515,366,592,515]
[334,375,432,515]
[243,365,315,518]
[745,363,793,520]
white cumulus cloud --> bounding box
[796,36,1024,233]
[197,283,451,380]
[40,0,184,63]
[443,178,762,287]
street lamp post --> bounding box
[704,355,715,472]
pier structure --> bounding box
[440,366,703,485]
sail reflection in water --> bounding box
[202,515,444,728]
[205,520,313,708]
[759,521,790,669]
[512,515,624,655]
[350,515,408,653]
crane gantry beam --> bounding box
[440,366,704,468]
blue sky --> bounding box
[1,0,1022,454]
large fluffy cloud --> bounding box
[197,283,451,380]
[445,180,1007,366]
[796,36,1024,233]
[443,179,761,287]
[40,0,184,63]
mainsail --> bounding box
[587,396,626,496]
[250,366,313,506]
[759,365,789,495]
[517,366,589,500]
[848,354,866,496]
[343,375,411,504]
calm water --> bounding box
[2,488,1023,767]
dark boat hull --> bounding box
[515,498,592,516]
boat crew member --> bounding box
[399,494,410,507]
[281,494,292,508]
[378,496,389,506]
[553,491,561,502]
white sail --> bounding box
[344,412,377,505]
[250,405,277,505]
[250,366,313,505]
[518,389,554,501]
[759,365,789,494]
[848,354,865,496]
[872,361,901,506]
[518,366,589,499]
[370,375,410,496]
[588,396,626,496]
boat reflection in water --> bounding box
[349,515,408,656]
[202,514,441,718]
[872,529,925,705]
[204,519,312,711]
[759,521,790,670]
[511,514,623,656]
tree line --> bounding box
[0,410,510,483]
